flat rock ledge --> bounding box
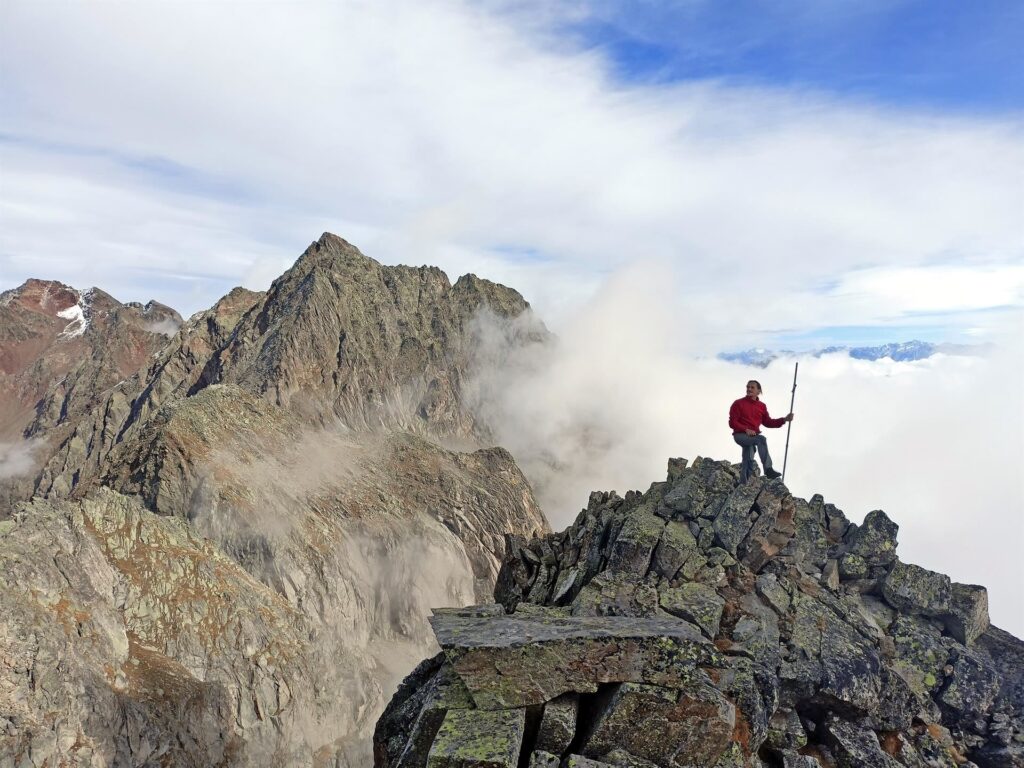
[432,613,724,709]
[375,456,1024,768]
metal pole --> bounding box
[782,362,798,482]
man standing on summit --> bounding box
[730,380,793,483]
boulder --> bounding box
[607,506,666,577]
[844,510,899,566]
[821,717,902,768]
[529,751,561,768]
[938,648,1000,728]
[738,482,796,572]
[650,521,701,581]
[658,582,725,639]
[431,614,723,709]
[882,562,951,616]
[536,693,579,755]
[583,682,736,768]
[942,583,989,646]
[712,482,762,555]
[426,708,526,768]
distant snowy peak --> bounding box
[719,340,988,367]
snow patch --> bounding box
[57,303,88,339]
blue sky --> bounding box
[559,0,1024,112]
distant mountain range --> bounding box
[718,340,989,367]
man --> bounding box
[729,380,793,483]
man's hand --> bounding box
[785,413,794,422]
[745,429,757,436]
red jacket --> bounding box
[729,396,785,434]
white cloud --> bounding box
[0,440,39,480]
[832,265,1024,313]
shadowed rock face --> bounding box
[0,235,551,766]
[375,457,1024,768]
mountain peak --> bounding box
[192,234,544,436]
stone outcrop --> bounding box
[375,457,1024,768]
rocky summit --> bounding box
[375,457,1024,768]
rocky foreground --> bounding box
[375,458,1024,768]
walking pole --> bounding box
[781,362,798,482]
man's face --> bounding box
[745,382,760,398]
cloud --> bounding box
[0,0,1021,344]
[467,281,1024,637]
[0,440,39,480]
[142,318,183,337]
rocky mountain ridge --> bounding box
[1,234,551,766]
[0,279,181,510]
[375,457,1023,768]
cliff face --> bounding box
[375,457,1024,768]
[0,235,550,766]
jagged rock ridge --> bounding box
[375,457,1023,768]
[0,235,551,766]
[27,233,547,506]
[0,279,181,511]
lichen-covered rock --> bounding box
[529,751,561,768]
[658,582,725,638]
[943,583,989,646]
[583,682,736,768]
[566,756,617,767]
[651,520,701,581]
[431,613,723,709]
[844,510,899,566]
[426,708,525,768]
[712,481,762,555]
[536,693,579,755]
[839,553,870,581]
[374,658,475,768]
[607,505,666,577]
[822,717,902,767]
[781,590,883,714]
[738,481,796,572]
[779,496,829,571]
[571,573,662,618]
[882,562,952,617]
[938,648,1000,728]
[382,457,1024,768]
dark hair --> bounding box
[747,380,762,393]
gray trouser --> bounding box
[733,432,773,482]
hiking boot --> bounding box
[765,468,782,480]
